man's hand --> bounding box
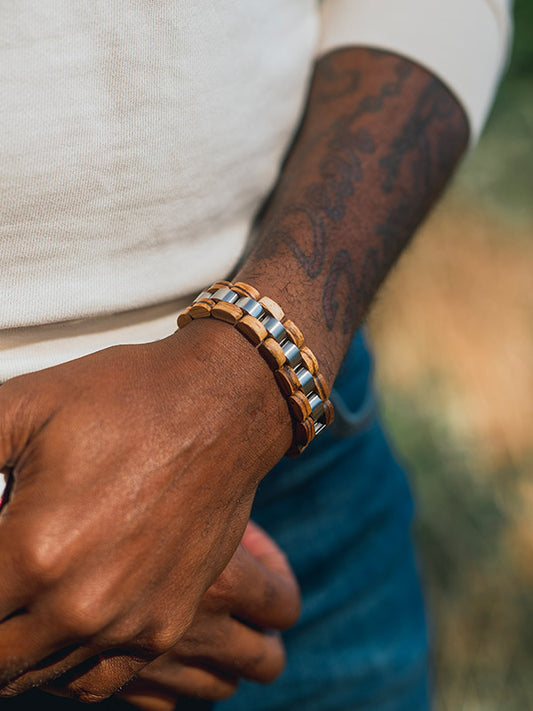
[0,321,292,702]
[106,522,299,710]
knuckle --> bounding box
[55,595,107,639]
[141,628,178,658]
[17,535,65,586]
[102,618,139,649]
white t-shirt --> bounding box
[0,0,512,380]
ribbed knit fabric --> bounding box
[0,1,512,380]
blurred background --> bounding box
[367,1,533,708]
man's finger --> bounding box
[120,665,238,706]
[117,682,179,711]
[0,644,95,698]
[0,514,60,636]
[177,617,286,683]
[0,510,70,624]
[223,526,300,630]
[44,651,149,704]
[0,613,76,689]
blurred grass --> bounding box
[367,1,533,708]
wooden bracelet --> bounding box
[177,281,334,456]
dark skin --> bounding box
[116,522,297,710]
[0,48,468,705]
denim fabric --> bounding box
[218,331,430,711]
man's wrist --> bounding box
[163,317,293,481]
[177,281,335,456]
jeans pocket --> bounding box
[328,383,377,439]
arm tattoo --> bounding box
[249,49,468,340]
[257,56,410,271]
[376,79,468,261]
[322,249,357,333]
[380,79,460,194]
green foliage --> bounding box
[508,0,533,77]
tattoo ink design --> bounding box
[322,250,358,333]
[315,57,361,103]
[268,204,327,279]
[315,54,412,111]
[377,78,468,256]
[261,57,411,284]
[305,126,374,223]
[252,50,467,337]
[380,79,454,194]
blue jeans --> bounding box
[219,331,430,711]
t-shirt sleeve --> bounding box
[318,0,513,143]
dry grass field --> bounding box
[371,202,533,466]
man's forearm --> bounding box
[235,47,469,387]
